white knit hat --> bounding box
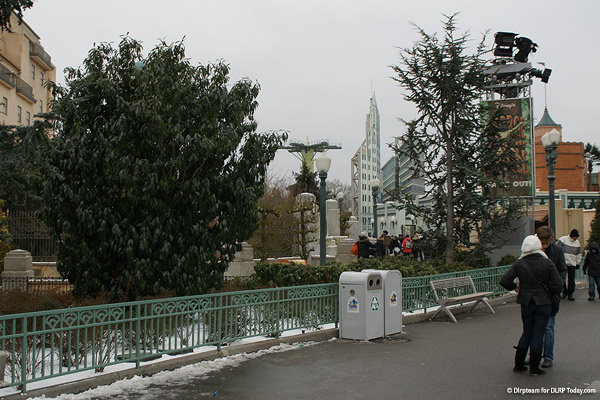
[519,235,548,259]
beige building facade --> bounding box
[0,13,55,127]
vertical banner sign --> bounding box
[481,98,533,197]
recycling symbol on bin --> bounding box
[370,296,380,311]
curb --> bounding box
[1,294,519,400]
[0,329,337,400]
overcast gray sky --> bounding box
[24,0,600,183]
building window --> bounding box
[39,100,43,114]
[17,106,22,123]
[31,64,36,80]
[26,111,30,126]
[40,72,44,86]
[1,97,7,114]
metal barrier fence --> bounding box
[7,209,58,262]
[0,264,576,393]
[0,278,73,293]
[0,283,338,393]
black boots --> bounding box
[513,346,528,373]
[529,351,546,375]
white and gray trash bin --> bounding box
[339,271,384,340]
[362,269,402,336]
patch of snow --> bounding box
[23,341,318,400]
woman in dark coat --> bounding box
[583,241,600,300]
[500,235,563,375]
[356,232,375,259]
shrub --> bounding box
[497,254,517,266]
[0,200,10,269]
[253,256,484,287]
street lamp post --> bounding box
[390,216,397,235]
[316,153,331,265]
[541,128,561,234]
[371,178,380,238]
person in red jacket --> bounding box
[402,234,413,256]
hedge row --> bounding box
[253,256,489,287]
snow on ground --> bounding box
[23,341,320,400]
[0,325,335,399]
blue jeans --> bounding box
[543,315,556,361]
[589,276,600,298]
[518,303,552,355]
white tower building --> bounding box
[351,94,381,234]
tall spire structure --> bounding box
[351,93,382,233]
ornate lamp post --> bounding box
[371,178,380,238]
[315,152,331,265]
[541,128,560,233]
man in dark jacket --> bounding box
[389,235,401,256]
[356,232,375,259]
[500,235,563,375]
[375,231,390,258]
[583,241,600,301]
[536,226,567,368]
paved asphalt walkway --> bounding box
[89,286,599,400]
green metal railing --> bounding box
[0,283,338,393]
[401,265,511,313]
[0,265,545,393]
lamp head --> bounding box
[371,178,381,190]
[541,128,560,148]
[315,152,331,174]
[336,192,344,201]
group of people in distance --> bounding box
[500,227,600,375]
[354,230,423,259]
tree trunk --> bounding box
[445,131,455,265]
[588,160,593,192]
[260,214,267,261]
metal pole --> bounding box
[372,190,378,239]
[547,145,557,233]
[319,172,327,265]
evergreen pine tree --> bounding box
[390,14,526,263]
[588,199,600,247]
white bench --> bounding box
[429,276,495,323]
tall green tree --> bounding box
[0,0,33,31]
[0,199,9,267]
[42,37,286,300]
[0,123,51,210]
[390,14,525,263]
[289,161,319,198]
[584,143,600,191]
[588,199,600,248]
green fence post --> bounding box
[275,289,280,338]
[136,304,141,369]
[217,296,222,351]
[334,285,339,329]
[20,316,27,394]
